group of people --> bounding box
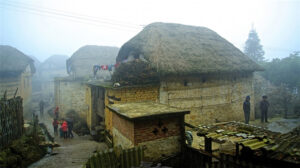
[52,107,74,139]
[243,95,270,124]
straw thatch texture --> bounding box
[67,45,119,78]
[0,45,35,76]
[117,22,263,76]
[112,60,159,85]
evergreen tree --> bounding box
[244,29,265,62]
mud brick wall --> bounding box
[134,116,181,144]
[112,112,134,148]
[111,112,184,161]
[105,85,159,133]
[54,78,87,119]
[159,73,255,125]
[0,65,33,104]
[112,112,134,142]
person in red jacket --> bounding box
[52,119,59,136]
[61,120,68,139]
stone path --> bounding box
[28,107,107,168]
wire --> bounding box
[4,0,141,28]
[0,1,143,32]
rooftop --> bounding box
[86,80,159,89]
[107,101,190,120]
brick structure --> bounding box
[85,82,159,131]
[108,102,189,161]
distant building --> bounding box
[0,45,35,103]
[66,45,119,79]
[54,45,118,119]
[36,55,68,102]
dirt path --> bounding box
[28,108,107,168]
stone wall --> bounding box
[104,85,159,133]
[138,136,181,161]
[159,73,255,125]
[54,78,87,119]
[112,127,134,149]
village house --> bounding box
[34,55,68,103]
[54,45,118,119]
[115,22,262,125]
[0,45,35,103]
[85,22,262,161]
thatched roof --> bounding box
[117,22,263,75]
[0,45,35,76]
[40,55,68,70]
[67,45,119,77]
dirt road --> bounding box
[28,109,107,168]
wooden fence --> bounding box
[0,96,23,149]
[85,146,145,168]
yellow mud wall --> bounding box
[85,85,92,130]
[54,78,87,119]
[104,86,159,133]
[160,73,255,125]
[0,65,32,103]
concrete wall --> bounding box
[54,78,87,119]
[159,73,255,125]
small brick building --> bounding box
[107,101,189,161]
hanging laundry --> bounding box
[115,62,120,68]
[101,65,108,70]
[108,64,114,71]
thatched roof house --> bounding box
[67,45,119,78]
[117,22,262,76]
[0,45,35,101]
[0,45,35,77]
[113,22,263,125]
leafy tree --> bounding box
[261,52,300,90]
[244,29,265,63]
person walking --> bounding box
[52,119,59,136]
[243,96,251,124]
[54,106,59,119]
[39,100,44,118]
[260,95,270,123]
[67,118,74,138]
[61,119,68,139]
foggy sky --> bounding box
[0,0,299,62]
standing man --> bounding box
[39,100,44,118]
[260,95,270,123]
[243,96,251,124]
[52,119,59,136]
[67,118,74,138]
[54,106,59,119]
